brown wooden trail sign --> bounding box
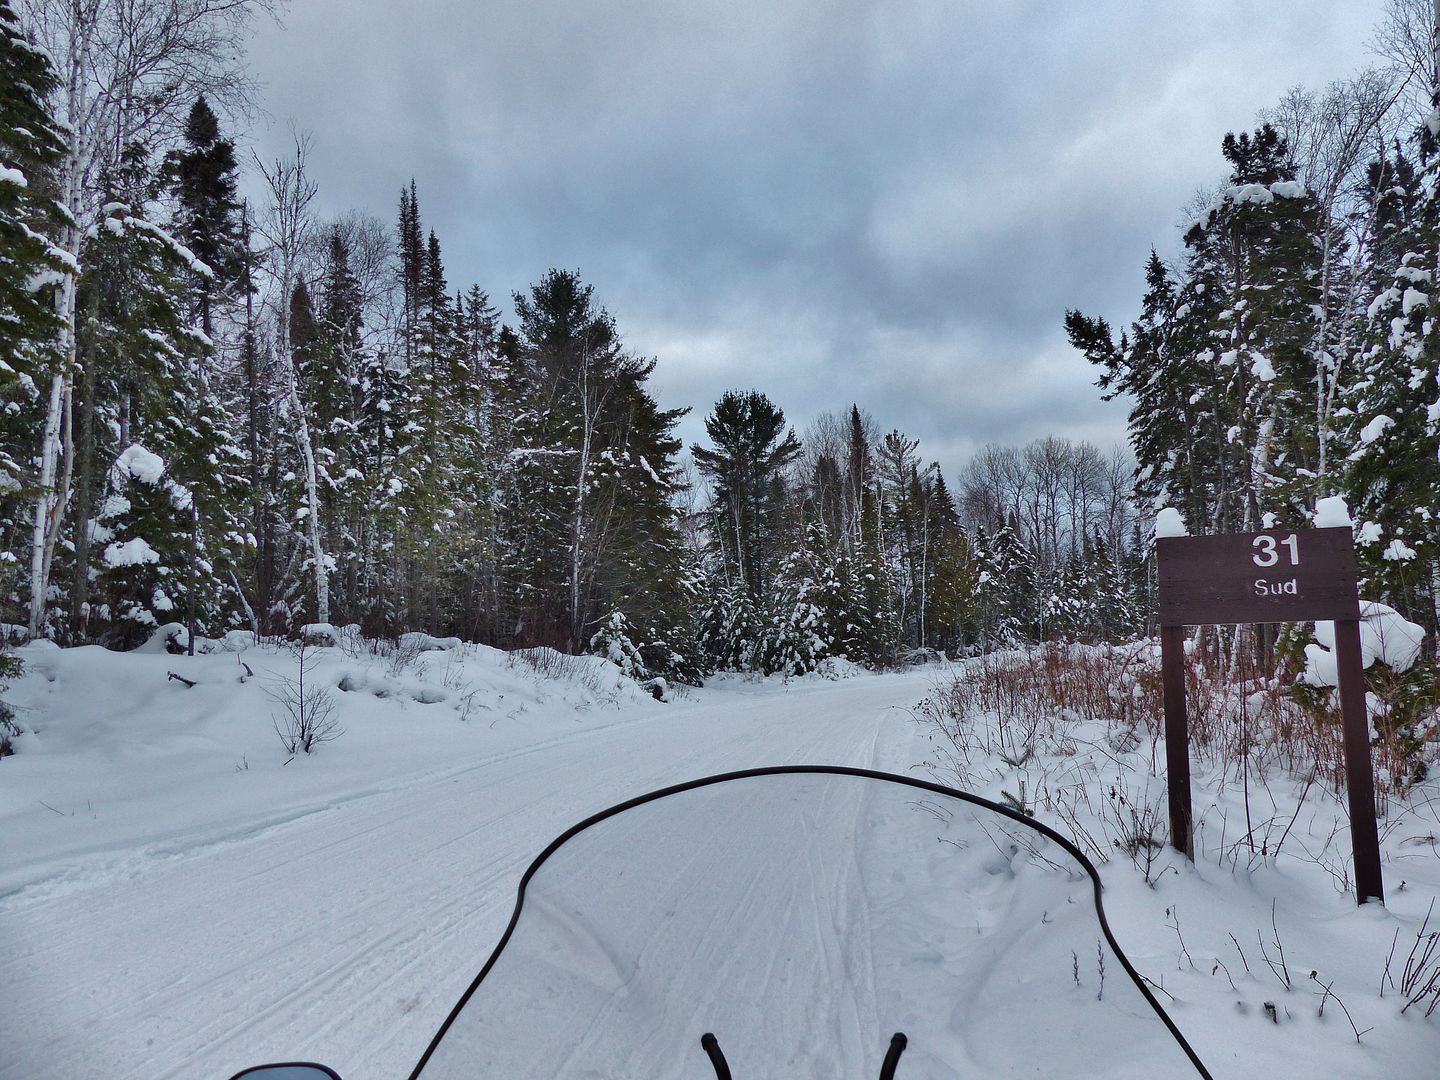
[1155,526,1383,905]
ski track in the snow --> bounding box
[0,673,925,1080]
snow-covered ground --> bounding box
[2,634,1438,1078]
[0,634,925,1079]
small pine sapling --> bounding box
[268,641,342,756]
[588,610,647,681]
[0,648,22,757]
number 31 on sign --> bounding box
[1252,533,1299,567]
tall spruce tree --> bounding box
[77,194,239,644]
[397,181,424,366]
[692,390,802,599]
[164,96,243,339]
[1070,125,1325,537]
[1181,124,1325,529]
[1067,252,1215,531]
[502,269,691,653]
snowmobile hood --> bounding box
[409,766,1212,1079]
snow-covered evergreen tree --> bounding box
[0,0,65,606]
[1182,125,1324,529]
[692,390,802,599]
[65,191,241,642]
[1343,147,1440,637]
[842,499,902,665]
[588,609,647,680]
[756,536,834,677]
[92,445,195,645]
[971,519,1036,649]
[499,269,691,653]
[1068,252,1215,534]
[164,95,243,339]
[636,559,710,686]
[1071,125,1326,538]
[697,580,761,672]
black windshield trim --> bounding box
[406,764,1215,1079]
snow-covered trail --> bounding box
[0,671,935,1080]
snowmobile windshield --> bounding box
[411,767,1210,1080]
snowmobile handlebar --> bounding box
[700,1031,908,1080]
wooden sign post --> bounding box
[1156,526,1383,905]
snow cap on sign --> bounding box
[1153,506,1187,538]
[1313,495,1352,529]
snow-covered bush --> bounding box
[636,624,708,687]
[755,563,833,677]
[752,535,838,677]
[697,584,760,672]
[756,596,831,677]
[0,647,22,757]
[1298,603,1436,792]
[588,610,647,681]
[92,445,203,649]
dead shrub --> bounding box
[268,641,343,756]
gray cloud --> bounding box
[244,0,1380,481]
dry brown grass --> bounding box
[920,639,1434,806]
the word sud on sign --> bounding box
[1157,526,1359,627]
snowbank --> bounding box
[1304,601,1426,687]
[915,650,1440,1080]
[0,634,663,901]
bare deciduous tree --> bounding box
[960,437,1136,570]
[254,131,330,626]
[1368,0,1439,122]
[1262,72,1410,481]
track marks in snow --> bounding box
[1,671,935,1080]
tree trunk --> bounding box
[568,359,593,652]
[283,347,329,627]
[27,377,65,637]
[27,11,92,639]
[69,292,101,642]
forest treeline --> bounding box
[1,1,1437,698]
[1066,13,1440,657]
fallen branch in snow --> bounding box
[1228,932,1253,976]
[167,671,196,688]
[1257,900,1293,991]
[1395,899,1440,1017]
[1139,972,1176,1002]
[1310,971,1372,1041]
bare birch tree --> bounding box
[1263,72,1410,481]
[255,133,329,626]
[1369,0,1440,123]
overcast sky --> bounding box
[243,1,1382,482]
